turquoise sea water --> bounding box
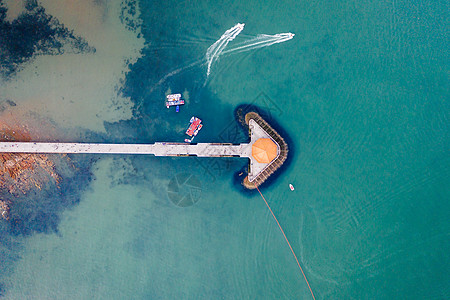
[0,0,449,299]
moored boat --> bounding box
[166,93,185,109]
[185,117,203,142]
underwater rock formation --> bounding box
[0,117,65,228]
[0,122,60,196]
[0,198,9,220]
[0,112,92,236]
[0,0,95,78]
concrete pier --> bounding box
[0,113,287,188]
[0,141,250,157]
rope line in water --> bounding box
[255,184,316,300]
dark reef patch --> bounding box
[0,154,95,296]
[0,0,95,78]
[0,99,15,113]
[121,0,212,114]
[120,0,140,32]
[2,155,94,236]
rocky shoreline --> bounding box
[0,115,63,224]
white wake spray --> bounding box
[223,33,295,55]
[205,23,245,76]
[149,24,295,91]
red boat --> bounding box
[185,117,203,142]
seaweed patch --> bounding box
[0,0,95,78]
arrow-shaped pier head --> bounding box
[0,112,288,189]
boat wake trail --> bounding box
[148,24,294,92]
[205,23,245,77]
[223,33,295,55]
[148,59,203,94]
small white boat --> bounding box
[165,93,185,109]
[166,93,181,100]
[289,184,294,191]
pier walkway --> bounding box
[0,141,251,157]
[0,117,285,188]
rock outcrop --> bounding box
[0,199,10,220]
[0,123,60,196]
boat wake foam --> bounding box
[205,24,294,77]
[223,33,295,55]
[205,23,245,77]
[149,24,294,91]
